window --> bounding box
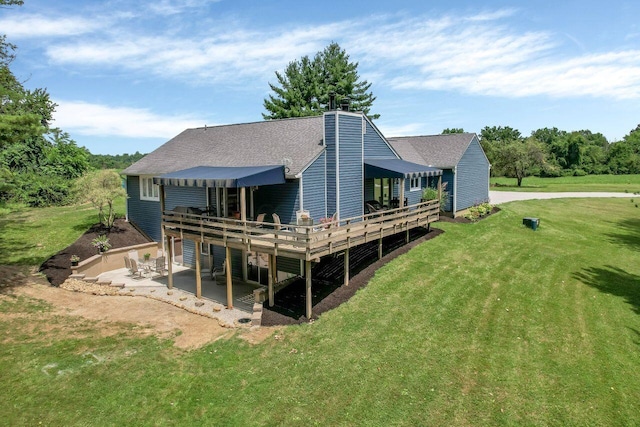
[410,177,421,191]
[140,176,159,201]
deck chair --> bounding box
[129,259,144,279]
[255,213,266,228]
[151,256,167,277]
[123,256,132,275]
[211,261,226,285]
[272,213,281,230]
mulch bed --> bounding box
[39,218,151,286]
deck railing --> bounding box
[162,200,440,261]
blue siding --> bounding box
[364,179,374,201]
[324,113,337,218]
[456,137,490,210]
[165,186,207,210]
[277,256,301,275]
[337,114,363,220]
[253,180,300,225]
[165,186,207,267]
[363,119,396,159]
[405,179,422,206]
[126,176,162,241]
[441,170,455,212]
[301,152,327,221]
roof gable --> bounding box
[387,133,478,169]
[123,116,325,177]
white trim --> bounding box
[361,115,365,215]
[299,176,304,211]
[139,175,160,201]
[335,112,340,220]
[124,177,129,221]
[452,166,458,215]
[409,176,421,191]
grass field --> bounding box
[1,198,639,426]
[491,174,640,192]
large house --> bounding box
[122,107,488,318]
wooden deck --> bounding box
[162,200,440,261]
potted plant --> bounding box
[143,253,151,261]
[70,255,80,267]
[91,235,111,254]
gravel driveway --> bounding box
[489,191,635,204]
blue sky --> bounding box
[2,0,639,155]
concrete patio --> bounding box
[97,264,265,326]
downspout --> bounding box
[335,112,340,220]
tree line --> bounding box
[475,125,640,186]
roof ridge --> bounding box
[191,115,323,131]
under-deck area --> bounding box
[162,199,440,319]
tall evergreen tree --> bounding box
[263,42,378,120]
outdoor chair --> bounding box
[129,259,144,279]
[272,213,281,230]
[255,213,266,228]
[123,256,132,275]
[151,256,167,276]
[211,261,226,285]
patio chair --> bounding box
[151,256,167,277]
[255,213,266,228]
[123,256,132,275]
[129,259,144,279]
[272,213,281,230]
[211,261,226,285]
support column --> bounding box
[240,187,247,221]
[267,254,274,307]
[305,259,312,320]
[166,235,173,289]
[225,246,233,309]
[344,248,350,286]
[378,235,383,260]
[438,175,442,206]
[195,241,202,298]
[399,178,405,208]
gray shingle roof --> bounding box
[387,133,478,169]
[122,116,325,177]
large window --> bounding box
[140,176,159,201]
[410,177,421,191]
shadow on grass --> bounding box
[574,265,640,316]
[607,218,640,251]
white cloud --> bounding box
[0,15,100,38]
[19,7,640,100]
[54,101,208,138]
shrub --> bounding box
[91,235,111,253]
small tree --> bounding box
[493,138,547,187]
[76,169,127,229]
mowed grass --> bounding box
[1,198,640,425]
[491,174,640,192]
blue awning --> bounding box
[364,158,442,179]
[153,165,286,188]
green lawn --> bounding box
[491,174,640,192]
[2,198,640,426]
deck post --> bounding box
[305,259,312,320]
[400,178,405,208]
[378,235,383,260]
[438,175,442,205]
[166,235,173,289]
[267,254,274,307]
[225,246,233,309]
[195,241,202,298]
[344,248,350,286]
[240,186,247,221]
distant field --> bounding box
[2,198,640,425]
[491,174,640,192]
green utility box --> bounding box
[523,217,540,231]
